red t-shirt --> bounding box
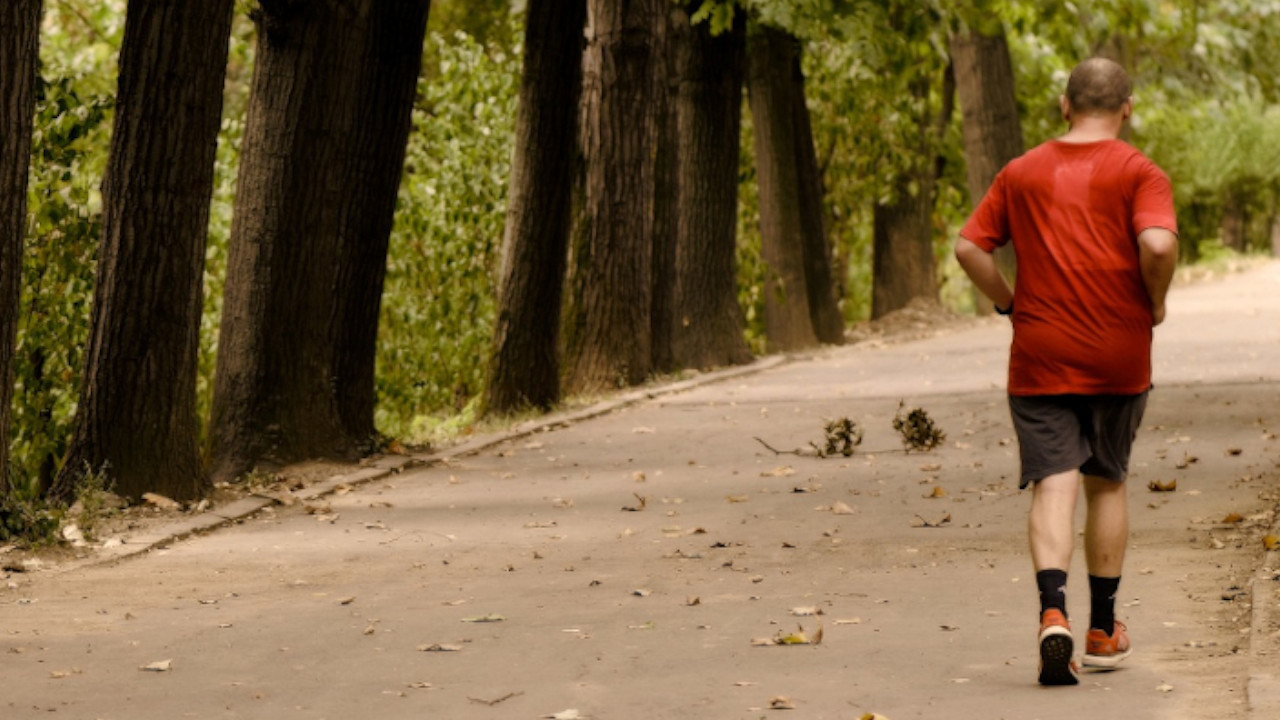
[960,139,1178,396]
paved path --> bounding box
[3,262,1279,720]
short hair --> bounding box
[1065,58,1132,114]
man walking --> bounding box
[955,57,1179,686]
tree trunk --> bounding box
[871,72,939,319]
[789,44,845,345]
[209,0,430,482]
[649,5,685,374]
[53,0,234,503]
[951,26,1023,314]
[330,1,432,443]
[872,171,937,319]
[483,0,586,414]
[747,25,818,352]
[0,0,42,495]
[564,0,666,393]
[1219,191,1246,251]
[668,9,751,369]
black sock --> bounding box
[1089,575,1121,632]
[1036,569,1069,617]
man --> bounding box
[955,57,1179,686]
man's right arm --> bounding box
[1137,227,1178,326]
[956,237,1015,312]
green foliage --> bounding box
[375,29,520,443]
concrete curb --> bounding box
[51,354,792,574]
[1248,510,1280,718]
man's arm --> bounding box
[955,237,1014,312]
[1137,227,1178,326]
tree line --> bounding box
[2,0,1277,510]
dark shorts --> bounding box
[1008,392,1149,489]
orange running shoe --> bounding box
[1038,609,1079,686]
[1083,620,1132,669]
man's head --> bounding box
[1061,58,1132,123]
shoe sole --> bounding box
[1082,647,1132,669]
[1038,627,1078,686]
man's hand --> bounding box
[1152,303,1166,326]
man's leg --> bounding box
[1082,474,1132,667]
[1029,469,1081,685]
[1029,469,1080,572]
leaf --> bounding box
[790,606,823,616]
[769,696,796,709]
[1147,479,1178,492]
[417,643,463,652]
[831,501,855,515]
[762,466,796,477]
[726,495,750,503]
[621,493,647,512]
[460,613,505,623]
[544,710,581,720]
[910,513,951,528]
[924,486,947,499]
[1264,535,1279,551]
[861,715,891,720]
[1222,512,1244,524]
[141,493,181,511]
[139,659,172,672]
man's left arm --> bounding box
[1138,228,1177,326]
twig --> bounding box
[754,437,802,456]
[468,691,523,706]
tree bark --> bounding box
[483,0,587,414]
[649,5,686,375]
[53,0,234,503]
[871,71,939,320]
[789,43,845,345]
[747,25,818,352]
[0,0,42,495]
[209,0,430,482]
[564,0,666,393]
[670,8,752,368]
[951,26,1023,313]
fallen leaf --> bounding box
[733,681,756,687]
[552,498,574,509]
[633,471,646,482]
[632,426,656,434]
[1224,446,1243,456]
[861,714,891,720]
[790,606,823,617]
[910,513,951,528]
[919,463,942,472]
[628,621,656,630]
[417,643,463,652]
[141,493,181,511]
[831,501,855,515]
[1147,479,1177,492]
[727,495,750,503]
[924,486,947,499]
[139,659,172,672]
[621,493,648,512]
[762,466,796,477]
[940,624,960,632]
[631,589,652,597]
[525,520,557,528]
[769,696,796,710]
[460,614,506,623]
[1157,683,1174,693]
[834,618,862,625]
[407,681,434,689]
[687,596,701,606]
[1222,512,1243,524]
[544,710,582,720]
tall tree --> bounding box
[746,25,819,351]
[650,4,687,374]
[0,0,42,494]
[483,0,587,414]
[951,19,1022,311]
[563,0,666,392]
[209,0,430,482]
[53,0,235,503]
[670,8,752,368]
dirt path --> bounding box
[3,262,1279,720]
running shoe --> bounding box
[1038,609,1079,686]
[1083,620,1132,669]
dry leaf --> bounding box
[1147,479,1177,492]
[417,643,463,652]
[727,495,750,503]
[924,486,947,499]
[631,588,652,597]
[861,714,891,720]
[552,498,574,509]
[632,426,656,434]
[141,493,181,511]
[1263,535,1279,551]
[460,614,505,623]
[910,513,951,528]
[1222,512,1244,523]
[831,501,855,515]
[790,606,823,617]
[139,659,172,672]
[762,466,796,477]
[524,520,557,529]
[686,596,701,606]
[769,696,796,710]
[1225,446,1243,456]
[621,493,648,512]
[834,618,862,625]
[544,710,582,720]
[1156,683,1174,693]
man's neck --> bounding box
[1059,116,1124,144]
